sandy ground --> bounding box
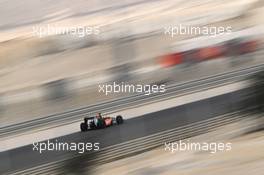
[92,117,264,175]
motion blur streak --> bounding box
[0,0,264,175]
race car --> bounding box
[80,113,123,132]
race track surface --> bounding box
[0,88,250,174]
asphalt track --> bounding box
[0,87,251,174]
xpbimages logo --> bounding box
[98,82,166,95]
[164,24,232,37]
[32,24,100,38]
[32,140,100,154]
[164,140,232,154]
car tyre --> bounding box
[80,122,88,132]
[116,115,123,124]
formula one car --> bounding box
[80,114,123,132]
